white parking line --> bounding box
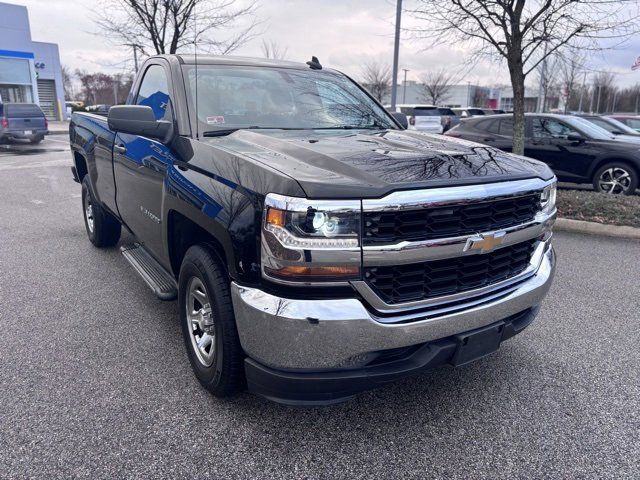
[45,137,70,145]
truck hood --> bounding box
[202,129,553,198]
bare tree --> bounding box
[407,1,639,155]
[61,65,77,100]
[533,53,560,112]
[591,71,616,113]
[261,40,288,60]
[94,0,259,56]
[419,68,456,105]
[360,60,392,102]
[558,51,586,113]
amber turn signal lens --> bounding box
[266,207,286,227]
[266,265,360,278]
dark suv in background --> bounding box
[446,113,640,195]
[0,103,49,144]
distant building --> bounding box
[0,1,67,120]
[384,81,548,112]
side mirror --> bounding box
[107,105,172,141]
[567,132,585,143]
[390,112,408,129]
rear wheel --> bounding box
[178,245,245,397]
[592,162,637,195]
[81,176,121,247]
[30,136,43,144]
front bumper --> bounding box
[232,243,555,371]
[232,243,555,404]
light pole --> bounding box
[390,0,402,110]
[402,68,409,103]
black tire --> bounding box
[81,176,121,247]
[178,245,245,397]
[592,162,638,195]
[30,136,43,144]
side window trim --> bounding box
[133,62,175,122]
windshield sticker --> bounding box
[206,116,225,124]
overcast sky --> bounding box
[15,0,640,88]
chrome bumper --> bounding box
[231,243,556,370]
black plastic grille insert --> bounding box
[363,194,540,245]
[364,240,537,304]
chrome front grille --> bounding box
[356,178,556,314]
[363,239,536,304]
[363,193,540,245]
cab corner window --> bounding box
[136,65,172,121]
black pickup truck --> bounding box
[70,55,557,405]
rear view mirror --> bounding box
[108,105,172,141]
[567,132,585,143]
[390,112,408,129]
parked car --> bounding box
[608,115,640,133]
[446,113,640,194]
[437,107,460,132]
[452,107,488,118]
[0,103,48,144]
[70,54,557,405]
[386,104,443,133]
[577,115,640,141]
[85,104,111,115]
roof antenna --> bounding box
[306,56,322,70]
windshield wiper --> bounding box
[202,126,263,137]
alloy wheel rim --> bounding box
[186,277,215,367]
[84,195,95,233]
[598,167,631,194]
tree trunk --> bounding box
[508,57,526,156]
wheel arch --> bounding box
[167,210,231,280]
[74,151,88,181]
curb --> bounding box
[555,218,640,240]
[48,130,68,136]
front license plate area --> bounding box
[451,322,504,367]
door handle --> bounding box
[483,137,495,142]
[114,144,127,155]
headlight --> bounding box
[540,182,557,214]
[261,194,361,283]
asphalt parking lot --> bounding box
[1,138,639,479]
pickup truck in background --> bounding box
[0,103,48,144]
[70,54,557,405]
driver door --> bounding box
[113,62,175,260]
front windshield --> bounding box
[600,116,638,135]
[182,65,396,133]
[566,117,615,140]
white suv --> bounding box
[386,104,444,134]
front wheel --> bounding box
[178,245,245,397]
[592,162,638,195]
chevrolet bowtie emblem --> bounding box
[464,231,507,253]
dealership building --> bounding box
[0,1,67,120]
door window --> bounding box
[499,119,514,136]
[136,65,172,121]
[532,118,577,139]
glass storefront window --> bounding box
[0,85,33,103]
